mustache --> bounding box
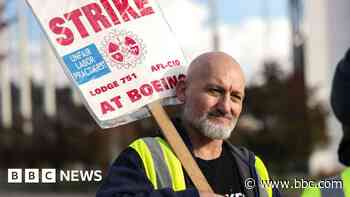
[207,109,233,120]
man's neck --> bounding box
[186,125,224,160]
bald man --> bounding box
[97,52,280,197]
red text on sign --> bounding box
[99,74,186,115]
[49,0,155,46]
[127,74,186,103]
[100,95,123,114]
[151,59,181,72]
[89,80,119,96]
[120,73,137,84]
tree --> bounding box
[231,60,328,173]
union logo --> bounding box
[100,30,146,70]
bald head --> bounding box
[176,51,245,140]
[186,51,245,85]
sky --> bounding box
[4,0,292,87]
[157,0,292,81]
[197,0,288,24]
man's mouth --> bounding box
[207,112,233,121]
[207,114,233,123]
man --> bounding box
[302,49,350,196]
[97,52,279,197]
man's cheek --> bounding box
[193,101,209,114]
[232,104,242,117]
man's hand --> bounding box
[199,191,224,197]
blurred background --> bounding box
[0,0,349,196]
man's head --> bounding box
[330,48,350,166]
[176,52,245,140]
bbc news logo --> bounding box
[8,169,102,184]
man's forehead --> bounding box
[188,52,239,72]
[205,73,245,92]
[187,52,245,84]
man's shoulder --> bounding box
[224,142,270,176]
[129,136,164,146]
[224,141,255,163]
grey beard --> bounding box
[183,106,238,140]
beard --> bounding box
[182,104,238,140]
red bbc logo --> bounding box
[8,169,56,183]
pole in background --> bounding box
[0,0,12,129]
[289,0,307,105]
[289,0,311,161]
[208,0,219,51]
[71,86,83,106]
[17,0,33,135]
[42,38,57,118]
[289,0,305,74]
[262,0,272,59]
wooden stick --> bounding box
[148,101,213,192]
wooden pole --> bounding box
[148,101,213,192]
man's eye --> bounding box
[208,88,221,96]
[231,95,242,102]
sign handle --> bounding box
[147,101,213,192]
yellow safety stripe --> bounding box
[255,156,273,197]
[130,139,158,189]
[302,187,322,197]
[341,167,350,197]
[156,137,186,191]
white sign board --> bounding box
[27,0,187,128]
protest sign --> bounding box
[27,0,187,128]
[27,0,213,192]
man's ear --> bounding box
[176,79,186,103]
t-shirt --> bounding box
[185,144,246,197]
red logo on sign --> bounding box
[101,30,146,70]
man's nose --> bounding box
[217,95,231,115]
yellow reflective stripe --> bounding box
[302,187,321,197]
[255,156,272,197]
[156,137,186,191]
[130,139,158,189]
[341,167,350,197]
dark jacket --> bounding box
[331,48,350,166]
[96,120,281,197]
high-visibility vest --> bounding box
[302,167,350,197]
[129,137,273,197]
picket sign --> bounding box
[26,0,212,192]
